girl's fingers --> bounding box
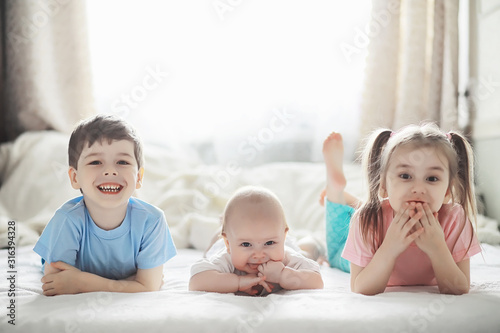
[407,227,424,241]
[393,203,411,226]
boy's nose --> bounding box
[104,167,117,176]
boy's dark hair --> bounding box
[68,114,144,169]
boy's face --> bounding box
[223,202,287,274]
[68,139,144,211]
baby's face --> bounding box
[69,139,143,211]
[223,202,287,274]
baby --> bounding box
[189,186,323,296]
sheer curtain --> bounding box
[360,0,461,139]
[87,1,371,164]
[0,0,94,142]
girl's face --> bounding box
[381,145,451,214]
[223,202,287,274]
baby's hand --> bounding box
[238,274,273,296]
[258,261,285,284]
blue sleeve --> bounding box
[136,212,177,270]
[33,211,81,269]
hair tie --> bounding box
[446,133,452,141]
[390,131,395,137]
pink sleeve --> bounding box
[442,204,481,262]
[341,214,376,267]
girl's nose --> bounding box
[411,181,425,193]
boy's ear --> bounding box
[136,167,145,189]
[68,167,80,190]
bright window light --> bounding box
[87,0,371,163]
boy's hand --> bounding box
[41,262,82,296]
[257,260,285,284]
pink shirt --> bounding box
[342,200,481,286]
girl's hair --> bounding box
[221,186,289,236]
[355,123,477,252]
[68,114,144,169]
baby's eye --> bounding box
[117,160,130,165]
[240,242,251,247]
[89,160,101,165]
[399,173,411,180]
[427,176,439,182]
[265,241,275,246]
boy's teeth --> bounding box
[98,185,121,192]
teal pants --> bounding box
[325,200,354,273]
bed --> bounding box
[1,131,500,332]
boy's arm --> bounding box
[189,270,271,295]
[41,262,163,296]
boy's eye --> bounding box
[427,176,439,182]
[89,161,101,165]
[241,242,251,247]
[399,173,411,180]
[265,241,275,246]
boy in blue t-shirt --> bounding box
[34,114,176,296]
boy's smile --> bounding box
[97,183,123,193]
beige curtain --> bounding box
[359,0,459,138]
[2,0,94,141]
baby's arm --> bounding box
[189,270,271,295]
[41,262,163,296]
[258,261,323,290]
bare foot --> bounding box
[323,132,347,205]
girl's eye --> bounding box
[117,160,130,165]
[399,173,411,180]
[89,161,101,165]
[427,176,439,182]
[265,241,275,246]
[241,242,251,247]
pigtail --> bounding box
[356,129,392,250]
[448,132,478,254]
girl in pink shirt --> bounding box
[322,123,480,295]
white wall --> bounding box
[469,0,500,222]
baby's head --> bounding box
[221,186,289,274]
[68,114,144,170]
[67,114,144,202]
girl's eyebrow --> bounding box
[428,166,445,172]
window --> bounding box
[87,0,371,164]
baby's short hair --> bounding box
[221,186,289,235]
[68,114,144,169]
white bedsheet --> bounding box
[1,244,500,333]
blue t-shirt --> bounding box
[33,196,177,280]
